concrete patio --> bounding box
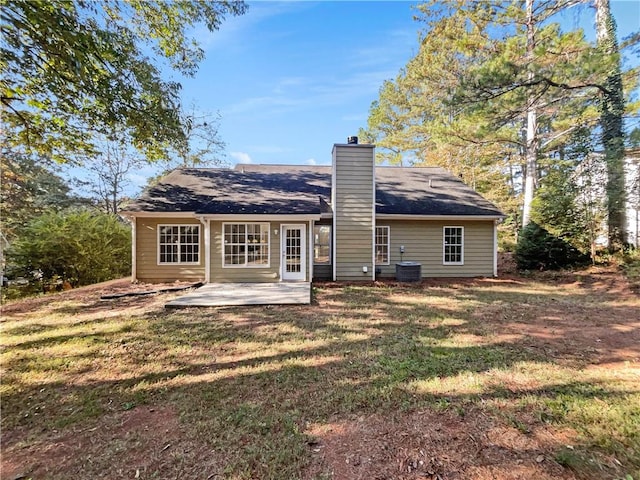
[165,282,311,307]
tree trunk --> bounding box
[522,108,538,227]
[595,0,626,251]
[521,0,538,228]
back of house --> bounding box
[122,137,504,284]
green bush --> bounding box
[7,210,131,287]
[515,222,590,271]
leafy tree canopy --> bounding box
[1,0,247,163]
[0,151,90,239]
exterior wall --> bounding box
[135,217,205,283]
[625,150,639,247]
[375,220,495,278]
[332,143,375,281]
[209,221,310,282]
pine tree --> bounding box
[363,0,617,242]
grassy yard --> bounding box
[1,269,639,480]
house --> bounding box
[625,147,639,248]
[121,137,504,284]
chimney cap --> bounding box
[347,136,358,144]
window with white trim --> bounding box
[158,225,200,264]
[443,226,464,265]
[223,223,270,267]
[375,226,390,265]
[313,225,331,264]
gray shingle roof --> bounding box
[375,167,503,216]
[124,165,503,217]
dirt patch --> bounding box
[2,406,188,479]
[305,409,576,480]
[471,266,640,368]
[1,278,198,317]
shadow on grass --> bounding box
[2,279,639,479]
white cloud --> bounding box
[225,68,397,119]
[305,158,317,165]
[230,151,253,164]
[226,95,302,116]
[246,144,293,154]
[193,2,312,52]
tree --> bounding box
[595,0,627,250]
[7,210,131,287]
[359,78,414,166]
[74,140,143,215]
[629,127,640,148]
[531,128,606,260]
[449,0,607,228]
[521,0,538,228]
[362,0,601,241]
[515,222,590,270]
[173,106,226,168]
[363,0,635,248]
[1,0,247,163]
[0,151,89,239]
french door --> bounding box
[281,224,306,281]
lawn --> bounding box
[1,268,639,480]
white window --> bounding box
[314,225,331,264]
[375,226,390,265]
[443,226,464,265]
[158,225,200,264]
[223,223,270,267]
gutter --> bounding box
[375,214,505,221]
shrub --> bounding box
[515,222,590,271]
[7,210,131,288]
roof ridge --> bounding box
[237,164,331,167]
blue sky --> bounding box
[126,0,639,191]
[178,1,420,168]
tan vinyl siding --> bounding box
[376,220,495,278]
[333,144,375,281]
[135,217,205,283]
[209,221,310,282]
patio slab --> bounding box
[165,282,311,307]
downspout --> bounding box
[197,216,210,283]
[119,214,137,282]
[372,145,376,281]
[308,220,313,282]
[493,219,499,277]
[130,216,137,282]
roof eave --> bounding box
[375,213,505,221]
[119,211,198,218]
[120,211,321,221]
[198,213,321,221]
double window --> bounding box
[375,226,390,265]
[158,225,200,264]
[223,223,270,267]
[443,226,464,265]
